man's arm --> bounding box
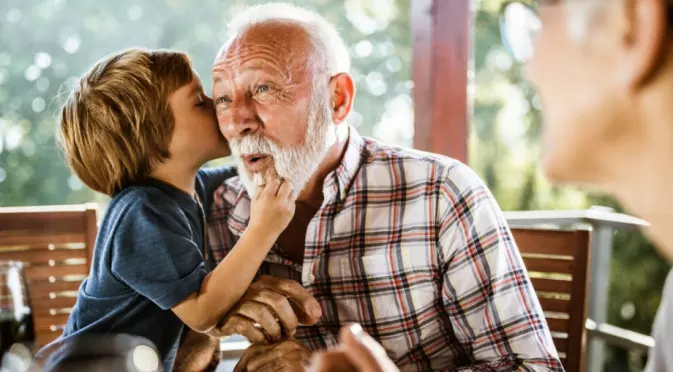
[437,163,563,371]
[173,329,221,372]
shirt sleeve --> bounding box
[437,163,563,371]
[645,269,673,372]
[111,198,207,310]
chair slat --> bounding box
[522,257,574,274]
[25,264,88,281]
[34,314,71,332]
[546,316,569,333]
[511,229,580,256]
[0,233,86,247]
[0,248,87,264]
[0,210,87,232]
[36,330,63,347]
[530,277,572,294]
[538,297,571,313]
[31,297,77,313]
[28,281,82,296]
[553,336,568,353]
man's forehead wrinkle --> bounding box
[216,45,309,85]
[213,20,318,93]
[236,21,312,58]
[216,54,294,84]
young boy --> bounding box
[53,48,296,371]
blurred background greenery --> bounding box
[0,0,669,370]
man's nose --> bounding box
[221,97,260,139]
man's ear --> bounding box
[328,73,355,124]
[617,0,668,88]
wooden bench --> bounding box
[0,204,97,347]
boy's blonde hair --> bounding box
[60,48,194,196]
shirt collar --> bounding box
[322,126,366,203]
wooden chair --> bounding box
[511,227,591,372]
[0,204,98,347]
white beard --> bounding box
[229,84,336,198]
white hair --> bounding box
[223,2,351,76]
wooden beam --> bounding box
[412,0,471,163]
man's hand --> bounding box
[234,338,310,372]
[212,275,322,343]
[309,324,399,372]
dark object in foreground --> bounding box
[31,333,162,372]
[0,313,34,360]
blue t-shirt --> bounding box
[59,166,236,371]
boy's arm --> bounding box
[170,228,277,332]
[111,200,274,333]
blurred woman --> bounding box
[313,0,673,370]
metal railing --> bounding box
[504,206,652,371]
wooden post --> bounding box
[411,0,471,163]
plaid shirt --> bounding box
[208,128,562,371]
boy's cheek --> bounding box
[223,138,232,157]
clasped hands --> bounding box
[210,275,398,372]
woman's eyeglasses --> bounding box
[498,1,542,63]
[499,0,673,63]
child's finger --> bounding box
[263,176,282,197]
[264,167,278,183]
[277,180,294,199]
[254,183,266,200]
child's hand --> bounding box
[249,168,297,235]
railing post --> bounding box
[585,223,615,372]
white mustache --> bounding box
[229,134,279,157]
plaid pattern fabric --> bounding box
[208,128,562,371]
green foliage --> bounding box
[0,0,411,206]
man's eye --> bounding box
[215,96,231,105]
[255,85,270,94]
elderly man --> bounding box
[315,0,673,371]
[205,3,561,372]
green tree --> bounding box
[0,0,411,207]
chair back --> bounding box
[0,204,97,347]
[511,227,591,372]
